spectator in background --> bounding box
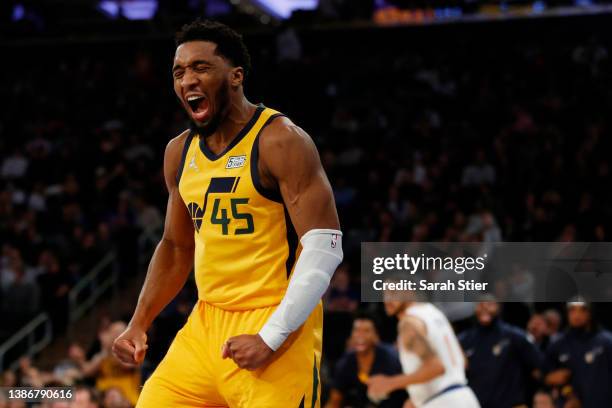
[16,357,53,387]
[85,322,140,406]
[132,196,162,234]
[543,309,562,343]
[461,150,496,187]
[70,386,99,408]
[532,390,555,408]
[545,300,612,408]
[276,24,302,62]
[527,313,551,351]
[324,263,358,313]
[463,210,502,243]
[52,343,89,385]
[1,148,29,179]
[3,398,25,408]
[325,314,407,408]
[101,387,130,408]
[37,250,71,333]
[459,297,543,408]
[0,247,36,290]
[1,370,17,387]
[1,265,40,330]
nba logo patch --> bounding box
[331,234,338,248]
[226,155,247,169]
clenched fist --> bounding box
[112,325,148,366]
[221,334,273,370]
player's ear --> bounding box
[230,67,244,88]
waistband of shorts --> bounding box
[197,299,281,312]
[423,383,466,405]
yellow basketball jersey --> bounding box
[176,105,298,310]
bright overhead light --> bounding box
[251,0,318,19]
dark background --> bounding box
[1,2,612,406]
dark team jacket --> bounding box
[545,328,612,408]
[459,319,543,408]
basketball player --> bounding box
[367,294,480,408]
[111,20,343,407]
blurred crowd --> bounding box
[1,301,610,408]
[1,13,612,408]
[321,299,612,408]
[0,46,166,341]
[0,319,138,408]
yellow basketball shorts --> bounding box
[136,300,323,408]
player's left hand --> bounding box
[221,334,274,370]
[367,375,399,400]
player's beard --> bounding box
[189,79,231,138]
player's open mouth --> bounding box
[187,95,209,122]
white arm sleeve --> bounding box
[258,228,343,351]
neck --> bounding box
[212,97,256,144]
[479,316,500,329]
[396,301,415,319]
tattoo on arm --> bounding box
[401,319,437,361]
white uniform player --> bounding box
[398,303,480,408]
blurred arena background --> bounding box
[1,0,612,407]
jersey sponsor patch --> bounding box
[226,155,247,169]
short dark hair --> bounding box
[175,19,252,79]
[353,311,380,334]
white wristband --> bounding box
[258,229,343,351]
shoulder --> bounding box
[595,329,612,345]
[336,350,357,370]
[165,129,191,159]
[376,343,399,359]
[257,113,321,180]
[258,115,316,156]
[164,129,191,188]
[501,322,529,341]
[375,344,403,373]
[547,331,569,352]
[399,313,427,337]
[458,328,476,344]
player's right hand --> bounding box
[112,325,148,366]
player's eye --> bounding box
[194,65,209,73]
[173,70,184,79]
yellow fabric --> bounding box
[178,106,298,311]
[137,301,323,407]
[96,356,141,405]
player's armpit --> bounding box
[257,116,340,236]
